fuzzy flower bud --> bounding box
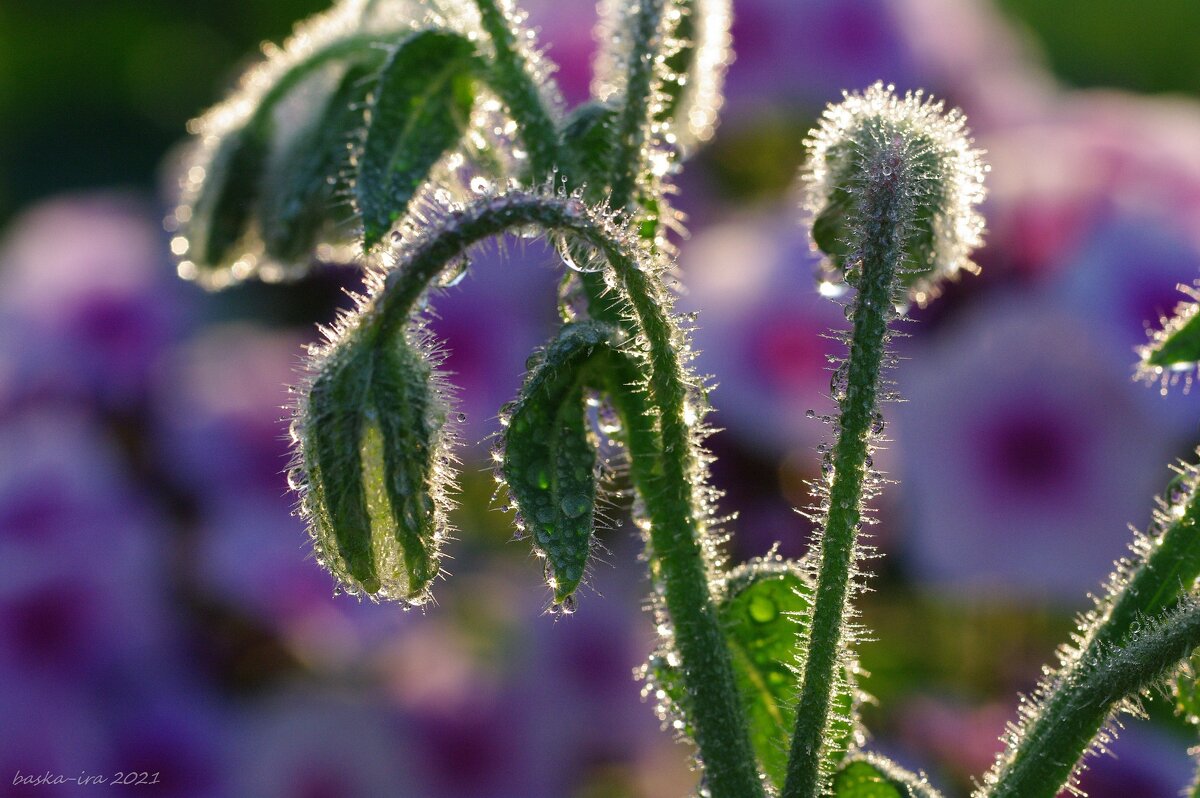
[801,81,987,306]
[293,323,454,604]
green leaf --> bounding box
[355,30,477,249]
[560,102,619,193]
[1142,288,1200,373]
[833,761,905,798]
[305,345,378,592]
[301,332,446,602]
[502,323,621,604]
[179,31,415,277]
[368,337,443,595]
[258,62,379,264]
[188,122,271,273]
[832,756,942,798]
[647,558,858,789]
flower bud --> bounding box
[295,330,452,603]
[802,82,987,306]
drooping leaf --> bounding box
[368,337,444,595]
[300,331,448,602]
[560,102,619,192]
[502,323,623,604]
[355,30,477,248]
[258,62,379,264]
[176,29,418,279]
[832,757,941,798]
[646,558,859,789]
[187,122,272,274]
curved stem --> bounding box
[983,486,1200,798]
[783,176,908,798]
[471,0,564,179]
[608,261,766,798]
[986,600,1200,798]
[370,192,763,797]
[609,0,667,211]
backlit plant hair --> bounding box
[172,3,1200,796]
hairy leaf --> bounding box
[833,757,941,798]
[259,62,379,264]
[178,30,417,277]
[648,559,858,789]
[502,323,622,603]
[1139,284,1200,391]
[189,123,272,273]
[355,30,476,248]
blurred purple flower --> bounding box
[888,0,1054,130]
[152,323,301,501]
[1049,214,1200,433]
[983,91,1200,286]
[97,686,230,798]
[520,0,597,107]
[228,692,418,798]
[679,213,847,451]
[425,238,561,449]
[0,193,192,413]
[0,683,106,798]
[724,0,916,111]
[894,296,1176,597]
[0,409,171,678]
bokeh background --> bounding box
[3,0,1200,795]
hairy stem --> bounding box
[984,486,1200,798]
[371,192,763,796]
[784,171,909,798]
[611,264,765,798]
[471,0,564,179]
[987,600,1200,798]
[609,0,667,211]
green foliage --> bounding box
[832,757,941,798]
[259,62,376,263]
[355,30,477,249]
[649,558,858,790]
[501,322,634,604]
[173,2,1200,798]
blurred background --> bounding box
[3,0,1200,795]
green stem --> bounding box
[986,599,1200,798]
[471,0,564,179]
[783,169,909,798]
[984,486,1200,798]
[370,192,763,797]
[656,0,696,127]
[612,266,765,798]
[609,0,667,211]
[471,0,624,325]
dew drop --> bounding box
[436,256,469,288]
[561,494,590,518]
[870,412,886,435]
[830,363,849,402]
[818,280,848,299]
[748,595,777,623]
